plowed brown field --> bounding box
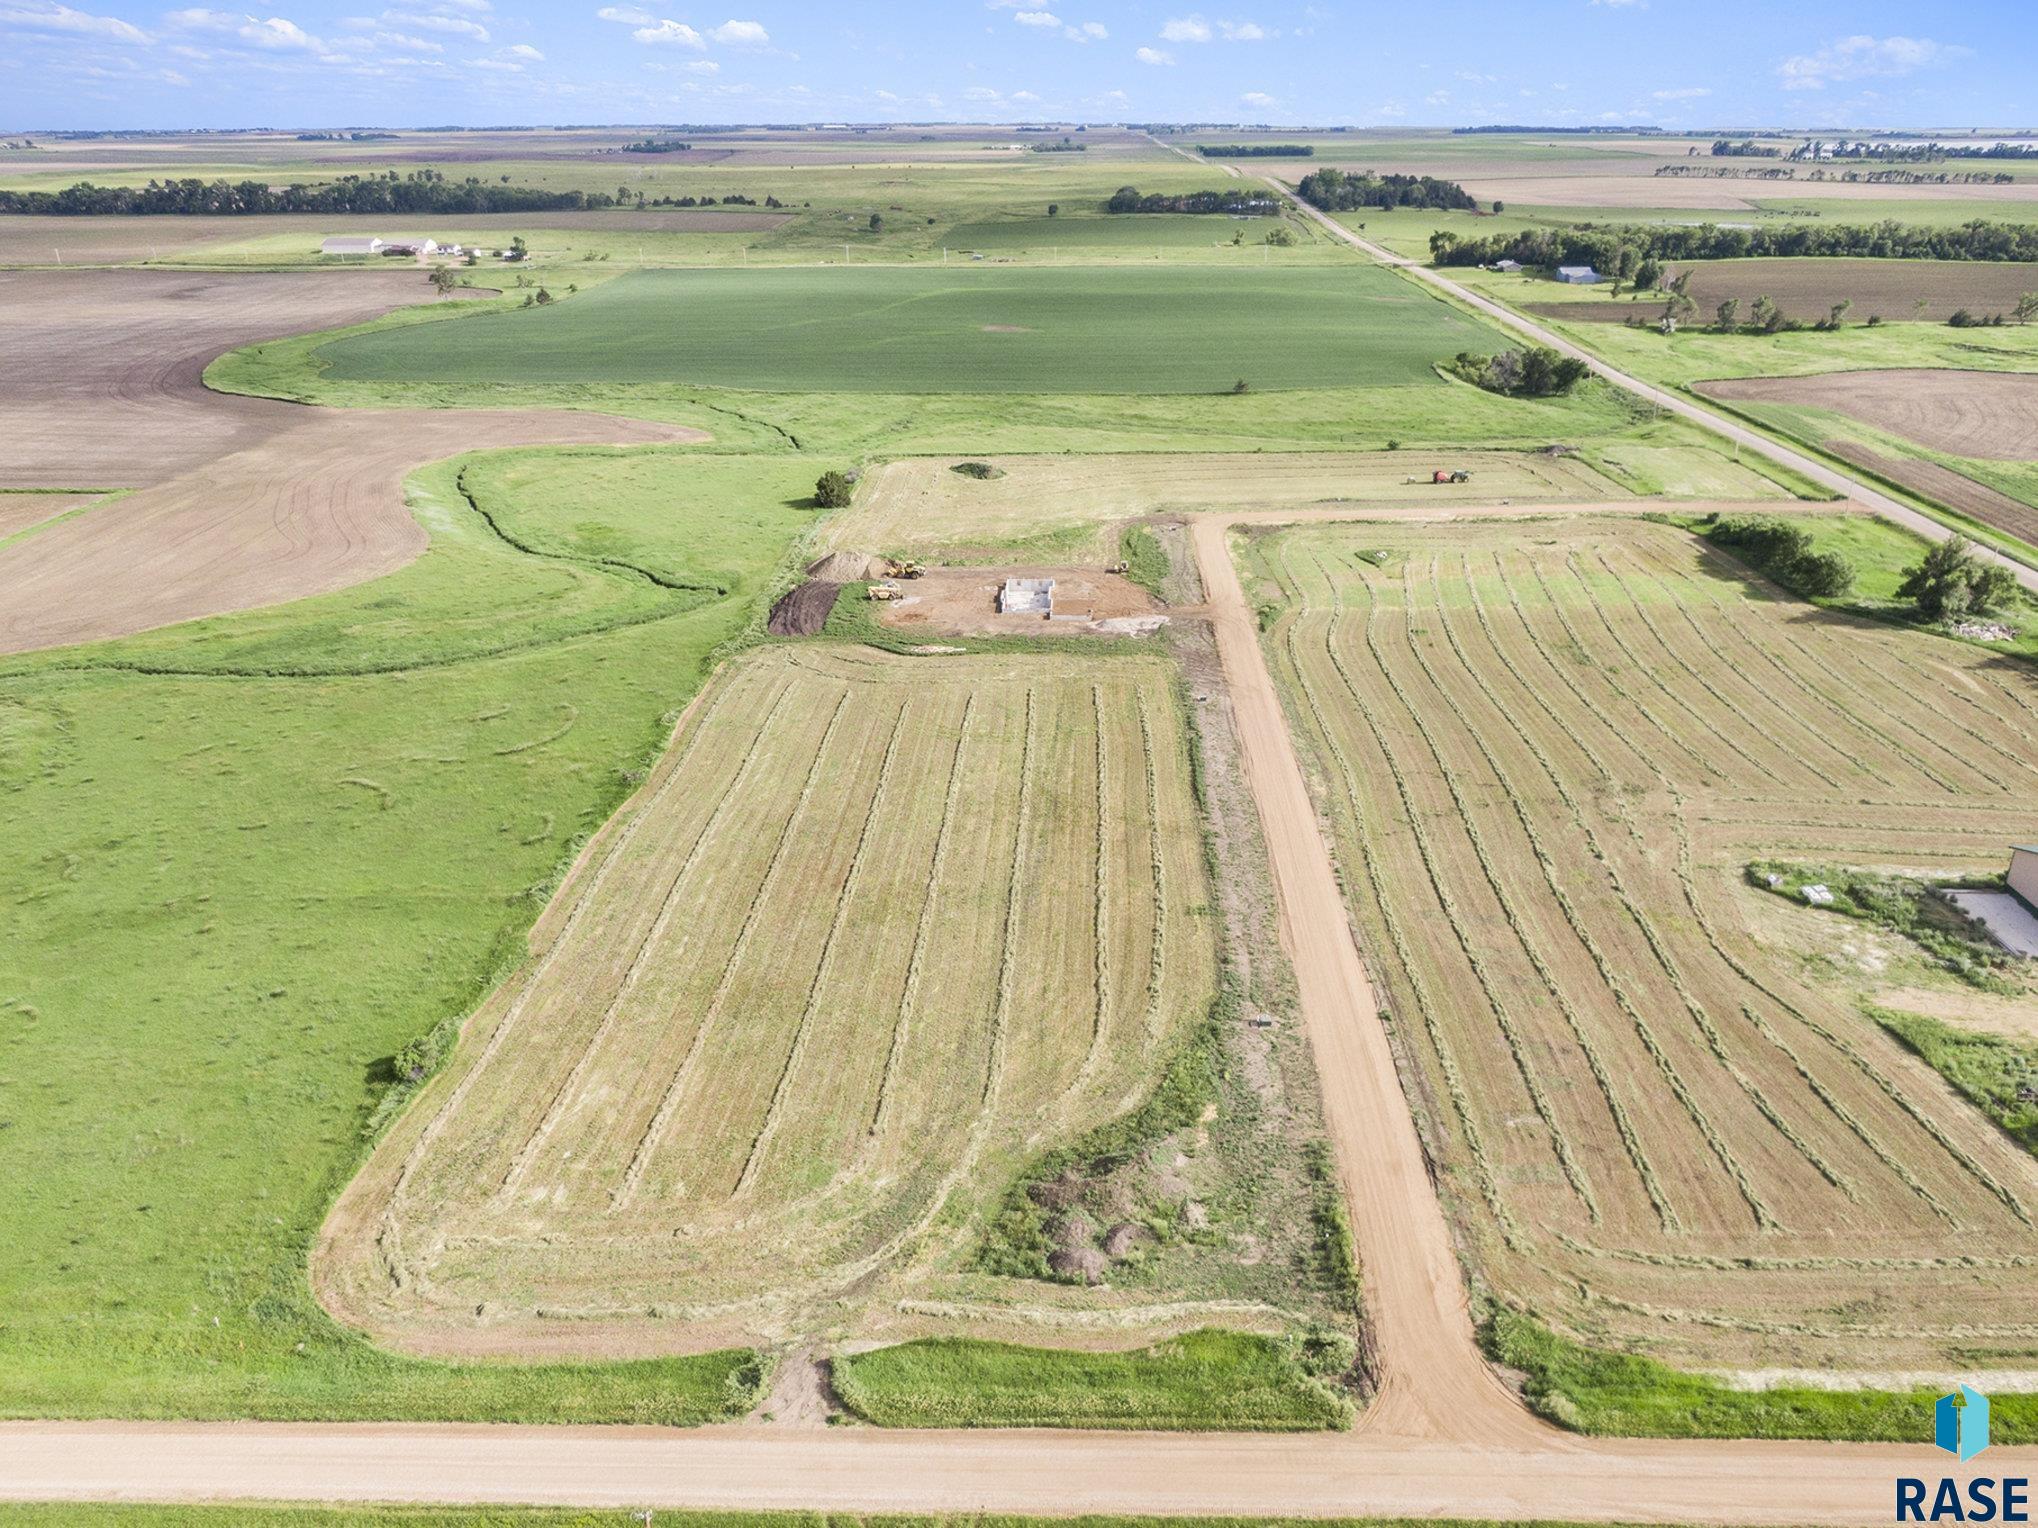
[0,269,704,653]
[1529,257,2038,326]
[1697,368,2038,460]
[1259,515,2038,1374]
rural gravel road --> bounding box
[1273,176,2038,595]
[4,507,2028,1519]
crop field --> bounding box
[1255,515,2038,1373]
[1527,258,2038,326]
[320,643,1219,1352]
[1696,370,2038,462]
[825,450,1635,563]
[311,265,1506,394]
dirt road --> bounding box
[5,500,2022,1517]
[1269,177,2038,594]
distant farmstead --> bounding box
[320,236,384,258]
[1556,265,1602,285]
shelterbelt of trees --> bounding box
[1105,185,1285,214]
[0,171,766,216]
[1429,217,2038,268]
[1295,168,1478,212]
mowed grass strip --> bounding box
[831,1329,1352,1430]
[312,266,1504,394]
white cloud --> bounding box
[595,3,651,20]
[708,17,767,44]
[1220,20,1266,40]
[1239,90,1274,108]
[962,84,1001,100]
[685,57,716,72]
[1158,15,1209,42]
[372,28,441,50]
[1010,88,1039,101]
[1424,89,1448,106]
[0,2,148,43]
[1651,85,1708,100]
[383,8,486,39]
[1070,19,1105,38]
[1777,34,1965,91]
[504,40,540,57]
[634,18,704,46]
[168,8,331,51]
[468,51,518,67]
[1014,9,1058,24]
[1134,44,1172,64]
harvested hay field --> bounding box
[317,644,1219,1354]
[828,450,1625,564]
[1529,257,2038,327]
[1696,369,2038,461]
[0,268,467,488]
[1825,441,2038,548]
[1257,515,2038,1375]
[0,408,702,655]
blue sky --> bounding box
[1,0,2033,133]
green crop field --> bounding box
[312,265,1505,394]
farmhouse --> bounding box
[1000,576,1055,616]
[1493,258,1522,272]
[319,236,384,258]
[1555,265,1601,284]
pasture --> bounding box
[320,643,1221,1352]
[1254,515,2038,1373]
[311,265,1505,394]
[0,446,816,1419]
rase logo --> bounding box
[1898,1387,2028,1523]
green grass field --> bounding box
[312,265,1506,394]
[0,445,816,1420]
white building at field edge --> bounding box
[1556,265,1601,284]
[319,235,384,257]
[2011,845,2038,910]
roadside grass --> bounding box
[1747,862,2022,992]
[1487,1311,2038,1444]
[0,446,812,1421]
[1871,1008,2038,1155]
[308,266,1510,394]
[1119,525,1170,601]
[831,1328,1354,1431]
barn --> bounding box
[1556,265,1602,285]
[2012,845,2038,911]
[320,236,385,258]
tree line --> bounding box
[1199,144,1314,157]
[1295,168,1477,212]
[1105,186,1283,215]
[0,173,779,216]
[1429,217,2038,269]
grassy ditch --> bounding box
[832,1327,1354,1431]
[1487,1310,2038,1443]
[1872,1008,2038,1155]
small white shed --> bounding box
[1556,265,1601,285]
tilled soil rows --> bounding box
[1260,515,2038,1375]
[1697,368,2038,461]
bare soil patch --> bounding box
[767,579,842,636]
[877,566,1161,637]
[1824,441,2038,546]
[1697,368,2038,461]
[0,268,456,488]
[1529,258,2038,326]
[0,493,102,540]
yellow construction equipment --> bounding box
[883,558,925,579]
[867,580,902,601]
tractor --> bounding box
[1431,469,1472,485]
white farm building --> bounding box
[1555,265,1601,285]
[2013,845,2038,910]
[320,236,385,258]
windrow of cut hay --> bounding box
[1258,516,2038,1375]
[316,643,1217,1350]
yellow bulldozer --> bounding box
[882,558,925,579]
[867,580,902,602]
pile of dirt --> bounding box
[804,550,881,581]
[767,579,841,636]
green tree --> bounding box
[427,266,458,296]
[1047,202,1059,216]
[1633,257,1663,292]
[533,287,553,305]
[813,469,855,509]
[1897,537,2021,620]
[2015,292,2038,324]
[1264,225,1294,246]
[1715,296,1741,331]
[1826,297,1854,329]
[1493,199,1505,213]
[509,234,528,260]
[868,212,883,233]
[1751,294,1783,332]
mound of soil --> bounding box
[767,579,841,636]
[805,550,881,581]
[1048,1245,1108,1285]
[1103,1223,1152,1259]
